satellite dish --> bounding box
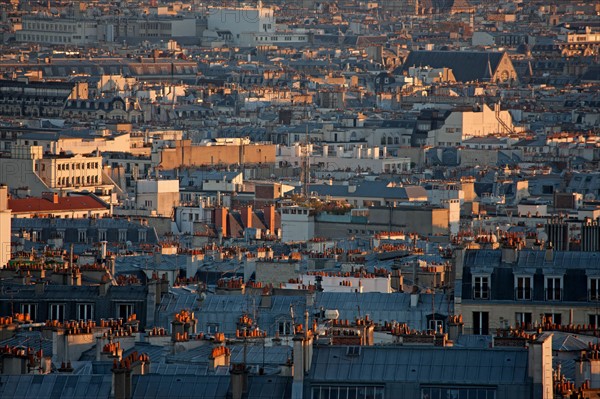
[585,193,596,201]
[126,241,133,248]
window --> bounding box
[77,303,94,321]
[515,312,532,327]
[21,304,37,321]
[589,277,600,301]
[311,386,384,399]
[544,313,562,325]
[515,276,532,300]
[49,304,65,321]
[118,230,127,242]
[473,276,490,299]
[277,320,293,335]
[545,277,562,301]
[138,230,146,242]
[421,387,496,399]
[473,311,489,335]
[98,230,107,241]
[78,230,87,243]
[429,319,444,333]
[590,314,600,328]
[118,303,134,320]
[207,323,220,334]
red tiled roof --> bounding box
[8,196,107,214]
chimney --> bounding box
[230,363,249,399]
[241,205,253,229]
[112,352,150,399]
[215,207,228,238]
[145,280,158,326]
[42,191,59,204]
[528,333,553,399]
[0,184,8,210]
[447,315,464,342]
[544,242,554,263]
[100,241,108,260]
[575,350,600,388]
[0,348,28,374]
[72,268,82,286]
[303,310,313,374]
[106,255,116,277]
[112,364,132,399]
[263,204,276,234]
[209,346,231,370]
[292,335,305,399]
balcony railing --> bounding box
[515,288,532,301]
[472,288,490,300]
[545,288,563,302]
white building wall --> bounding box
[277,144,411,173]
[175,206,209,234]
[298,274,392,293]
[17,17,98,45]
[207,6,275,44]
[431,104,517,146]
[280,207,314,243]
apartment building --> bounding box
[16,15,98,45]
[0,145,114,201]
[456,246,600,335]
[0,79,88,118]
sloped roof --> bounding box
[397,51,508,82]
[9,196,107,214]
[0,374,112,399]
[130,375,230,399]
[309,345,529,385]
[464,249,600,270]
[308,182,427,200]
[316,292,450,330]
[552,334,588,352]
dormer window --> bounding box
[545,276,562,301]
[515,276,532,300]
[472,275,490,300]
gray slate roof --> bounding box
[397,51,509,83]
[131,375,230,399]
[309,346,529,385]
[316,292,450,330]
[0,374,112,399]
[307,181,427,200]
[464,249,600,270]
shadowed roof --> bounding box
[397,51,510,82]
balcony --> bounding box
[515,288,532,301]
[589,290,600,302]
[545,288,563,302]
